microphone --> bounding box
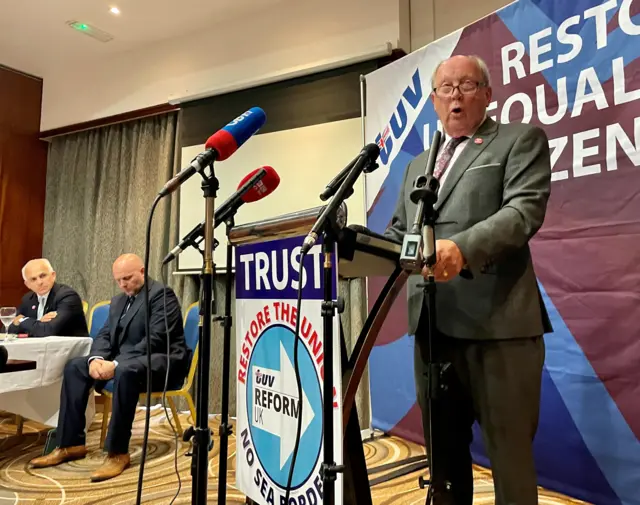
[319,149,380,201]
[158,107,267,197]
[162,166,280,265]
[302,143,380,254]
[399,130,442,271]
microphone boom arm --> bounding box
[302,143,380,254]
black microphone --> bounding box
[410,130,442,233]
[319,158,358,201]
[399,130,442,271]
[162,166,281,265]
[302,143,380,254]
[319,149,380,201]
[162,220,212,265]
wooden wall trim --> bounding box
[40,103,179,141]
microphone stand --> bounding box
[177,212,236,505]
[187,164,218,505]
[315,152,377,505]
[214,217,235,505]
[319,225,344,505]
[407,132,451,504]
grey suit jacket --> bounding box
[385,117,553,340]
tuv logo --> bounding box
[374,68,424,166]
[255,370,275,388]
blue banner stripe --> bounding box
[368,105,438,234]
[367,150,415,233]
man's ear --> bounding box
[484,86,493,106]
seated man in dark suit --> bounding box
[29,253,189,482]
[9,258,88,337]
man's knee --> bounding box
[64,356,89,379]
[113,362,144,384]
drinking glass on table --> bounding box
[0,307,17,341]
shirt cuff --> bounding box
[88,356,105,364]
[18,317,28,323]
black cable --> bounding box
[284,250,307,504]
[160,265,182,505]
[136,194,162,505]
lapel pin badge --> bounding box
[474,138,483,145]
[32,305,36,310]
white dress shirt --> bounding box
[37,292,50,320]
[18,291,51,324]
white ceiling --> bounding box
[0,0,286,77]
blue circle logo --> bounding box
[246,324,323,489]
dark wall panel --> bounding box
[179,57,396,148]
[0,66,48,306]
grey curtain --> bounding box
[42,112,197,310]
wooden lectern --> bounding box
[229,206,409,505]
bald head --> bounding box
[112,254,145,296]
[22,258,56,296]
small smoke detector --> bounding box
[66,20,114,43]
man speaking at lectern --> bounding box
[385,55,552,505]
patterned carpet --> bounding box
[0,409,590,504]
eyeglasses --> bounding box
[433,80,486,97]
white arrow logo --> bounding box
[251,342,315,469]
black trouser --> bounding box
[414,316,544,505]
[56,356,170,454]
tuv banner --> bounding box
[235,235,343,505]
[363,1,640,504]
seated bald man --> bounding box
[29,254,189,482]
[9,258,88,337]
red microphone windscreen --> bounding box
[205,130,236,161]
[239,166,280,203]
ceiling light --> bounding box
[110,6,121,15]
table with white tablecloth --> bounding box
[0,336,94,429]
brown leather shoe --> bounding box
[90,453,130,482]
[30,446,88,468]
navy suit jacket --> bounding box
[8,283,89,337]
[89,279,188,377]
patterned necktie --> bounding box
[433,136,467,180]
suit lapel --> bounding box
[117,281,151,345]
[110,295,128,344]
[27,293,38,318]
[44,284,58,313]
[435,118,499,212]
